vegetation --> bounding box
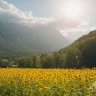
[0,68,96,96]
[17,56,33,68]
[64,47,82,68]
[50,30,96,68]
[0,59,12,68]
[0,29,96,68]
[34,30,96,68]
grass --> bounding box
[0,68,96,96]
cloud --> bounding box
[60,26,96,40]
[0,0,48,23]
[49,17,80,29]
[59,19,92,40]
[0,0,82,29]
[79,20,90,26]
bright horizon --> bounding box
[0,0,96,40]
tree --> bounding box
[17,56,33,68]
[0,60,12,68]
[53,52,64,68]
[81,37,96,67]
[32,55,40,68]
[44,55,53,68]
[64,47,82,68]
[40,54,47,68]
[40,54,53,68]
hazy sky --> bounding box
[0,0,96,40]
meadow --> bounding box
[0,68,96,96]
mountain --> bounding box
[0,21,70,58]
[42,30,96,68]
[32,24,70,50]
[4,23,50,51]
[57,30,96,68]
[0,22,35,59]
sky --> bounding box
[0,0,96,40]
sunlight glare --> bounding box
[65,2,81,18]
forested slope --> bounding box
[40,30,96,68]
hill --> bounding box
[59,30,96,68]
[40,30,96,68]
[0,22,70,59]
[32,24,70,50]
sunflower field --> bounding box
[0,68,96,96]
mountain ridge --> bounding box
[0,21,70,58]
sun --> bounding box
[64,2,81,18]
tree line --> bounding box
[15,31,96,68]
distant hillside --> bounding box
[59,30,96,68]
[41,30,96,68]
[32,24,70,50]
[0,21,70,59]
